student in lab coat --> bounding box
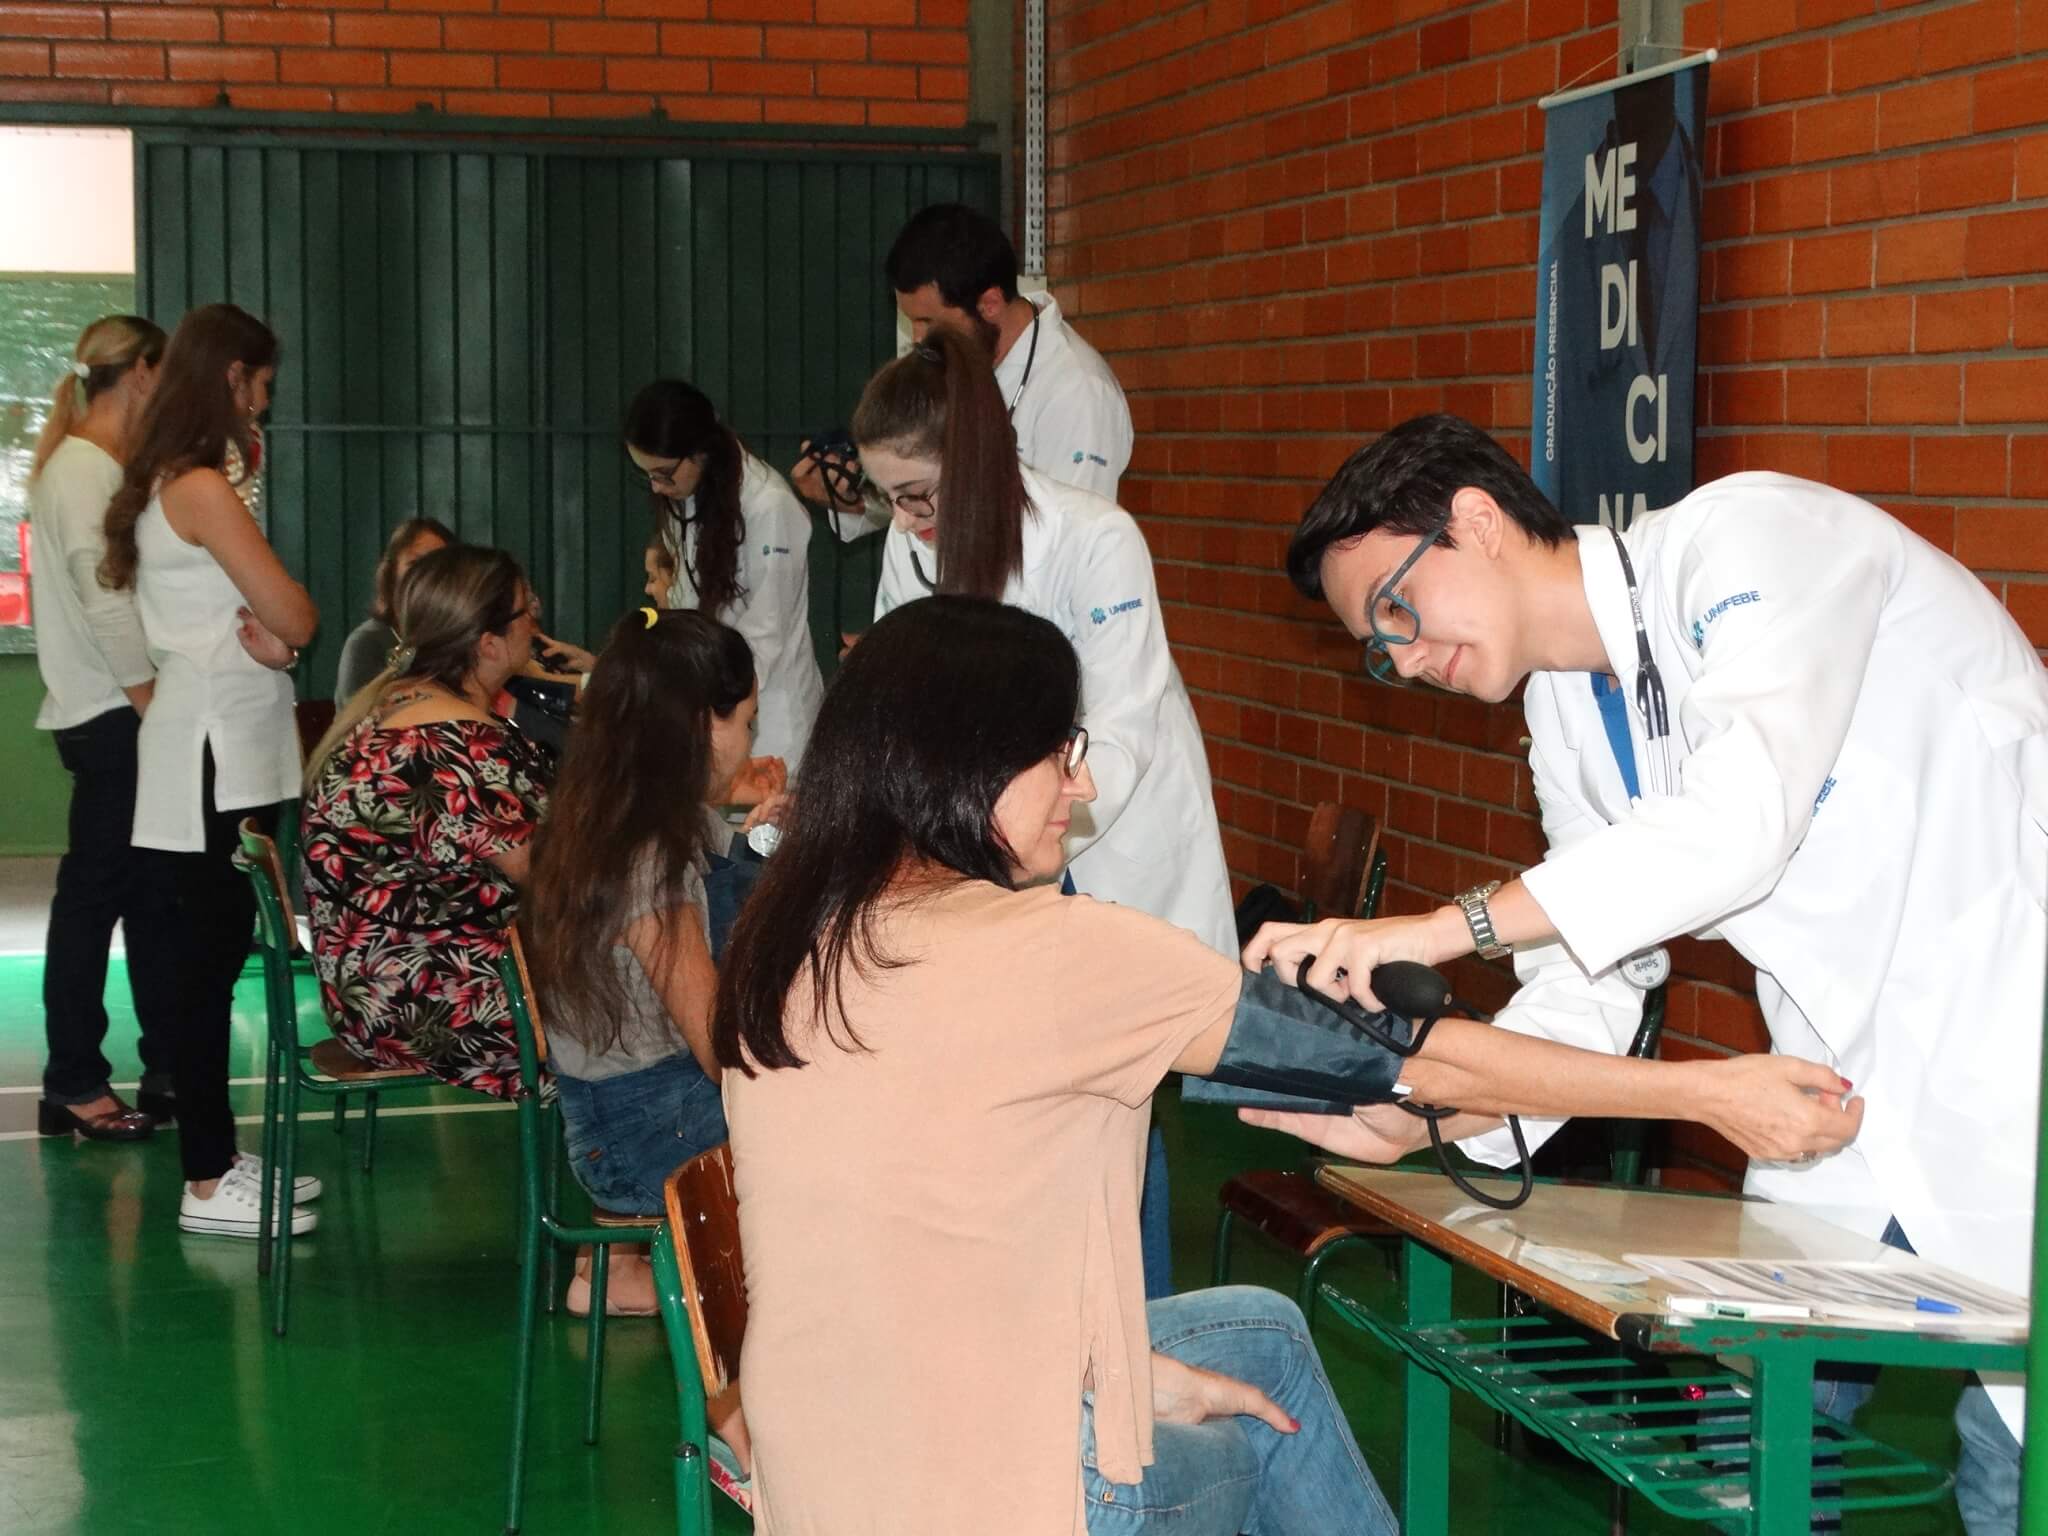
[853,328,1233,956]
[624,380,824,773]
[794,202,1134,533]
[1245,413,2045,1534]
[853,330,1227,1302]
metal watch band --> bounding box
[1456,879,1509,960]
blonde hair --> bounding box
[30,315,166,481]
[305,544,529,787]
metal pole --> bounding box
[2021,940,2047,1533]
[1022,0,1046,277]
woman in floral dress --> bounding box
[300,543,549,1099]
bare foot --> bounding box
[565,1247,659,1317]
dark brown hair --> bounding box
[712,595,1078,1075]
[526,608,756,1054]
[624,380,747,617]
[850,327,1031,600]
[370,517,457,622]
[100,303,279,592]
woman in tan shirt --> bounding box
[715,595,1861,1536]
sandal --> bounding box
[38,1096,155,1142]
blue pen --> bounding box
[1772,1272,1964,1315]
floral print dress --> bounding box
[301,703,550,1100]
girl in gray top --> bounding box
[525,606,764,1317]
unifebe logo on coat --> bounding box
[1090,598,1144,625]
[1689,589,1762,648]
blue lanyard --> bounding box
[1590,672,1640,802]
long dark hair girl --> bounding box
[30,314,166,479]
[304,543,529,783]
[624,380,749,617]
[850,327,1033,601]
[713,595,1079,1074]
[525,608,755,1052]
[100,303,278,592]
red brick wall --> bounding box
[0,0,968,125]
[1046,0,2048,1187]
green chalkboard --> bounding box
[0,273,138,656]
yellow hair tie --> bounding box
[640,605,660,629]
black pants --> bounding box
[135,749,277,1183]
[42,707,182,1104]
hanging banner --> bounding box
[1530,53,1711,529]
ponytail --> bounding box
[30,315,165,481]
[850,327,1030,600]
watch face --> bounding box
[1621,947,1673,990]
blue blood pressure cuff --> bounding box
[1181,964,1417,1116]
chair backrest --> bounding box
[661,1144,747,1397]
[235,818,308,1052]
[502,926,551,1072]
[1299,802,1385,922]
[237,818,302,957]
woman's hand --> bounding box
[1690,1055,1863,1163]
[1236,1104,1428,1164]
[234,606,296,670]
[1240,911,1467,1009]
[789,441,865,511]
[535,632,595,674]
[1150,1353,1296,1433]
[722,756,789,807]
[742,790,790,833]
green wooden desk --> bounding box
[1314,1166,2027,1535]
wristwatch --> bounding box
[1454,880,1510,960]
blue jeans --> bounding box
[1080,1287,1397,1536]
[555,1053,728,1217]
[1812,1219,2021,1536]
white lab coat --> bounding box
[994,294,1133,502]
[874,464,1235,954]
[665,452,826,770]
[1460,472,2047,1436]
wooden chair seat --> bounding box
[1219,1168,1395,1257]
[592,1205,658,1230]
[308,1037,426,1083]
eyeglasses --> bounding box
[865,481,939,523]
[1061,725,1090,778]
[1361,508,1450,684]
[637,456,686,488]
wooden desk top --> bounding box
[1314,1165,1978,1342]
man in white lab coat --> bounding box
[883,202,1133,501]
[1245,413,2045,1533]
[796,203,1134,520]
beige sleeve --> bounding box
[1046,896,1242,1108]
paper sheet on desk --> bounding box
[1625,1255,2030,1331]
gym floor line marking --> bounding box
[0,1078,267,1094]
[0,1099,511,1142]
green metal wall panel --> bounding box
[134,130,998,695]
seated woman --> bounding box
[714,595,1861,1536]
[525,608,760,1311]
[301,545,549,1099]
[334,517,453,702]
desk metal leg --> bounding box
[1749,1350,1815,1536]
[1402,1237,1453,1536]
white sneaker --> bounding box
[179,1164,318,1238]
[234,1150,323,1203]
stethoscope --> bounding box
[1609,528,1677,799]
[1295,958,1533,1211]
[907,308,1040,594]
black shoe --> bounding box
[38,1098,155,1142]
[136,1089,177,1126]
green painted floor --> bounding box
[0,950,1970,1534]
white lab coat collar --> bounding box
[1017,462,1069,579]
